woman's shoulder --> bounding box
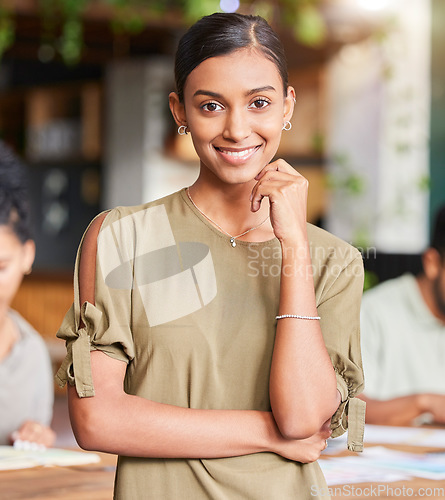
[307,223,362,267]
[8,310,48,352]
[97,189,184,230]
[79,189,185,266]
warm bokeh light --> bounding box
[357,0,392,10]
[220,0,240,13]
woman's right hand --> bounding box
[268,416,332,463]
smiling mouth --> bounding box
[214,146,260,158]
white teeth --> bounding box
[219,147,256,158]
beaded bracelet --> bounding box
[276,314,321,320]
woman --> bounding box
[0,141,55,448]
[56,13,364,499]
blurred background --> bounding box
[0,0,444,426]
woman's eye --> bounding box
[249,99,270,110]
[202,102,222,112]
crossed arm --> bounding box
[68,201,339,461]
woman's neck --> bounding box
[188,177,273,241]
[416,274,445,325]
[0,312,19,361]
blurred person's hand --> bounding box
[10,420,56,448]
[418,394,445,425]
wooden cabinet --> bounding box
[0,80,102,162]
[279,65,326,159]
[11,273,73,342]
[25,82,102,162]
[1,77,103,380]
[1,81,103,271]
[11,272,74,386]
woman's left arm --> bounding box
[251,160,340,439]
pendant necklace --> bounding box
[186,188,270,248]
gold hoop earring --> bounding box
[282,121,292,131]
[178,125,188,135]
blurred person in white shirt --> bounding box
[359,205,445,426]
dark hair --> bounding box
[431,204,445,259]
[174,12,288,102]
[0,141,33,243]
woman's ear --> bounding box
[422,247,441,281]
[22,239,35,275]
[283,86,296,124]
[169,92,187,128]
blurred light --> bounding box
[357,0,391,10]
[339,44,364,65]
[220,0,240,13]
[38,44,55,63]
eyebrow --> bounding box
[193,86,277,98]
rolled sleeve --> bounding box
[315,250,365,451]
[56,300,133,398]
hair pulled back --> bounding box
[175,12,288,102]
[0,141,33,243]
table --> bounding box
[319,443,445,500]
[326,478,445,499]
[0,452,117,500]
[1,446,445,499]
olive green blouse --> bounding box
[56,188,365,500]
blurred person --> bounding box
[56,13,364,499]
[360,204,445,426]
[0,141,55,447]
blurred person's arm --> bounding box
[359,393,445,426]
[9,316,56,448]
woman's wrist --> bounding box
[260,412,283,453]
[279,232,310,258]
[278,229,307,248]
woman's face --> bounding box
[171,48,295,186]
[0,226,35,312]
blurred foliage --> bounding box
[417,174,430,192]
[311,130,325,155]
[0,0,326,65]
[363,269,379,291]
[0,8,15,57]
[326,152,366,197]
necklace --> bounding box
[186,188,270,248]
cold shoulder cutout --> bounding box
[78,211,109,309]
[56,209,134,398]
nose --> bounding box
[222,108,251,142]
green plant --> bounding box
[363,269,379,291]
[1,0,326,65]
[326,152,366,197]
[0,8,14,58]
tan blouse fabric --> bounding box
[56,188,365,500]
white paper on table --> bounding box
[0,446,101,471]
[323,424,445,455]
[319,455,411,485]
[320,445,445,485]
[363,425,445,448]
[357,446,445,480]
